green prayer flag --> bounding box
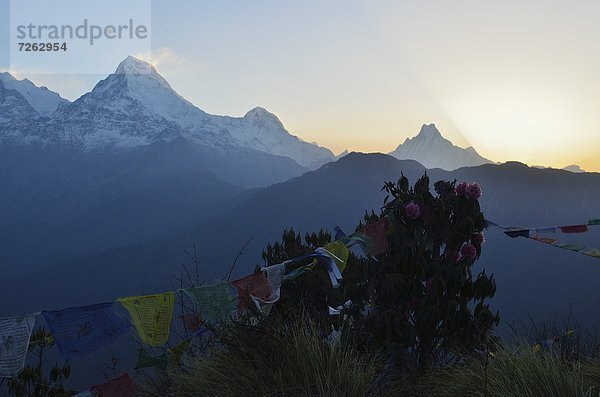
[184,283,234,322]
[588,219,600,226]
[135,348,168,371]
[167,337,193,366]
[346,232,374,257]
[557,242,586,251]
[283,266,307,280]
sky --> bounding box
[1,0,599,171]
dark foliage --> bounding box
[262,174,499,372]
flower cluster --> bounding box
[405,202,421,219]
[460,242,478,260]
[455,181,482,199]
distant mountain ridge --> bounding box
[0,72,68,117]
[0,57,315,276]
[0,56,335,168]
[533,164,587,173]
[389,123,492,170]
[2,153,598,327]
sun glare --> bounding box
[445,89,576,165]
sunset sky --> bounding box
[2,0,599,171]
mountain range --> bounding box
[1,56,598,325]
[0,56,335,168]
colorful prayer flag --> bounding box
[504,229,530,238]
[179,312,203,333]
[134,348,168,371]
[91,373,136,397]
[314,248,343,288]
[263,263,285,293]
[557,242,586,251]
[345,232,374,256]
[363,218,390,255]
[184,283,234,322]
[582,249,600,258]
[282,265,307,281]
[0,315,35,378]
[42,303,130,360]
[252,264,286,315]
[531,227,558,234]
[167,337,193,366]
[531,236,558,244]
[230,272,272,310]
[559,225,588,233]
[322,241,350,273]
[118,292,174,346]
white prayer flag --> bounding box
[252,263,286,315]
[0,315,35,378]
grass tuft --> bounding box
[140,317,380,397]
[386,345,600,397]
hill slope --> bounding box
[2,154,598,330]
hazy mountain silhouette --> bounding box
[1,57,316,275]
[2,153,598,333]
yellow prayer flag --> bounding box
[583,249,600,258]
[324,241,350,273]
[118,292,175,346]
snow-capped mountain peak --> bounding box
[2,56,335,168]
[116,55,156,74]
[243,107,286,130]
[389,123,491,170]
[81,56,212,133]
[0,72,69,116]
[114,56,174,92]
[218,106,335,167]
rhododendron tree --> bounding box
[355,174,498,371]
[262,174,498,373]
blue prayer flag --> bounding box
[42,303,130,360]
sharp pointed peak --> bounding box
[416,123,442,138]
[115,55,157,75]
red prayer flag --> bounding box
[91,374,136,397]
[363,218,390,255]
[559,225,588,234]
[230,272,272,309]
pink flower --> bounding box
[455,181,468,196]
[465,182,482,199]
[472,232,486,245]
[405,203,421,219]
[461,243,478,260]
